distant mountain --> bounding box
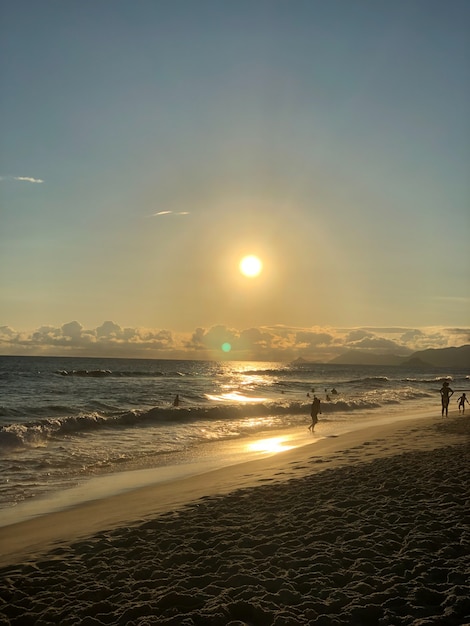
[401,356,434,369]
[329,351,405,366]
[329,345,470,368]
[401,345,470,368]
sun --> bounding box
[239,255,263,278]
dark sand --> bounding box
[0,414,468,625]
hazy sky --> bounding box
[1,1,469,360]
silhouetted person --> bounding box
[173,394,180,407]
[331,388,338,395]
[309,396,321,432]
[440,381,454,417]
[326,394,331,401]
[457,393,468,414]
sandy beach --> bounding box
[0,411,468,625]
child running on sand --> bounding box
[457,393,469,414]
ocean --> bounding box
[0,355,467,523]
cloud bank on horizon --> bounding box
[0,321,468,362]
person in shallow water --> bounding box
[439,381,454,417]
[457,392,468,414]
[309,396,321,432]
[173,394,180,407]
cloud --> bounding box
[0,175,44,183]
[153,210,189,216]
[345,329,374,342]
[345,336,410,353]
[0,322,468,360]
[184,324,464,361]
[1,321,174,356]
[14,176,44,183]
[0,326,16,338]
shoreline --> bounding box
[0,411,468,624]
[0,408,464,566]
[0,402,437,530]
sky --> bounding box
[1,0,469,361]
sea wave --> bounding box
[344,376,391,385]
[401,376,454,384]
[56,369,168,378]
[0,398,388,450]
[0,404,78,418]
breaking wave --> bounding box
[0,397,387,450]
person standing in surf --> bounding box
[439,381,454,417]
[309,395,321,432]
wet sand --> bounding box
[0,412,468,625]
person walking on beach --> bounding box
[439,381,454,417]
[309,395,321,432]
[173,394,180,407]
[457,392,469,414]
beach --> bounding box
[0,412,469,625]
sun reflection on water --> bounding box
[246,437,294,454]
[206,391,267,403]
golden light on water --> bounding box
[239,255,263,278]
[247,437,294,454]
[206,392,267,403]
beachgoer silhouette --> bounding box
[331,388,338,395]
[326,394,331,401]
[309,395,321,432]
[173,394,180,407]
[457,393,469,414]
[439,382,454,417]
